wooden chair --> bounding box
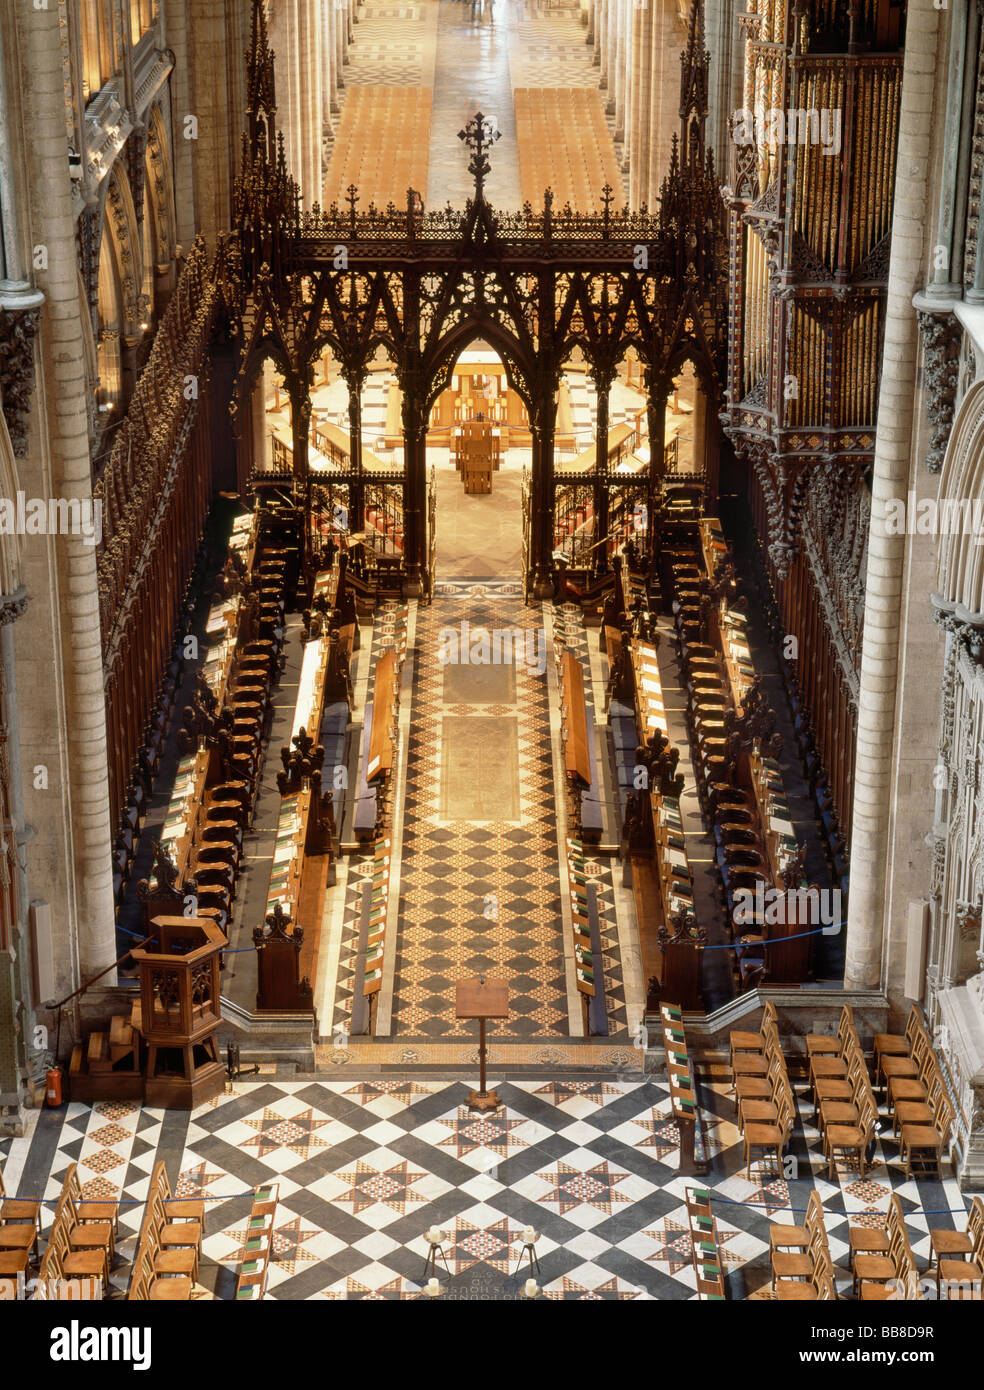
[738,1054,788,1135]
[811,1033,864,1123]
[824,1079,876,1180]
[856,1196,920,1300]
[878,1017,929,1093]
[899,1092,954,1181]
[66,1162,119,1239]
[50,1196,111,1289]
[744,1077,794,1179]
[732,1019,781,1112]
[128,1241,193,1302]
[893,1065,944,1139]
[0,1163,42,1256]
[934,1196,984,1299]
[775,1246,836,1300]
[885,1027,933,1119]
[873,1006,922,1085]
[805,1004,855,1059]
[769,1190,823,1282]
[817,1047,868,1136]
[728,1002,778,1065]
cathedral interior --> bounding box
[0,0,982,1316]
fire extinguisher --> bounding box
[46,1007,65,1106]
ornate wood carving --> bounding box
[0,308,42,456]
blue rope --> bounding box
[703,920,845,950]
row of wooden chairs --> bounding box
[729,1003,798,1179]
[0,1161,42,1280]
[929,1195,984,1298]
[324,86,431,211]
[853,1194,920,1299]
[515,88,623,213]
[770,1191,835,1300]
[874,1008,955,1179]
[128,1161,204,1301]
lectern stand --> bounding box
[455,978,509,1113]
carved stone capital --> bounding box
[0,586,28,626]
[917,308,962,473]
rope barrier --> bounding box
[703,921,845,950]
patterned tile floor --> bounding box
[325,0,628,210]
[390,579,577,1038]
[2,1074,970,1299]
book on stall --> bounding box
[662,1004,682,1021]
[249,1214,273,1232]
[244,1237,265,1254]
[240,1259,264,1277]
[693,1189,710,1204]
[672,1051,688,1066]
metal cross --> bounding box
[458,112,501,197]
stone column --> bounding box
[336,0,347,93]
[613,0,627,140]
[186,0,235,247]
[600,0,613,99]
[16,2,116,980]
[165,0,196,253]
[628,0,652,207]
[845,0,942,990]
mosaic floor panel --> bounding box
[392,579,572,1038]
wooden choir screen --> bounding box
[96,237,222,832]
[103,405,214,828]
[747,477,857,832]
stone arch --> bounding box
[937,379,984,616]
[103,161,143,344]
[145,102,177,272]
[0,412,22,596]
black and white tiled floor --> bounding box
[2,1072,970,1299]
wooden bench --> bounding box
[235,1184,279,1302]
[560,649,602,842]
[660,1004,710,1175]
[686,1187,727,1299]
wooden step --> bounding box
[109,1015,134,1061]
[130,1000,143,1034]
[69,1044,83,1077]
[86,1032,114,1073]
